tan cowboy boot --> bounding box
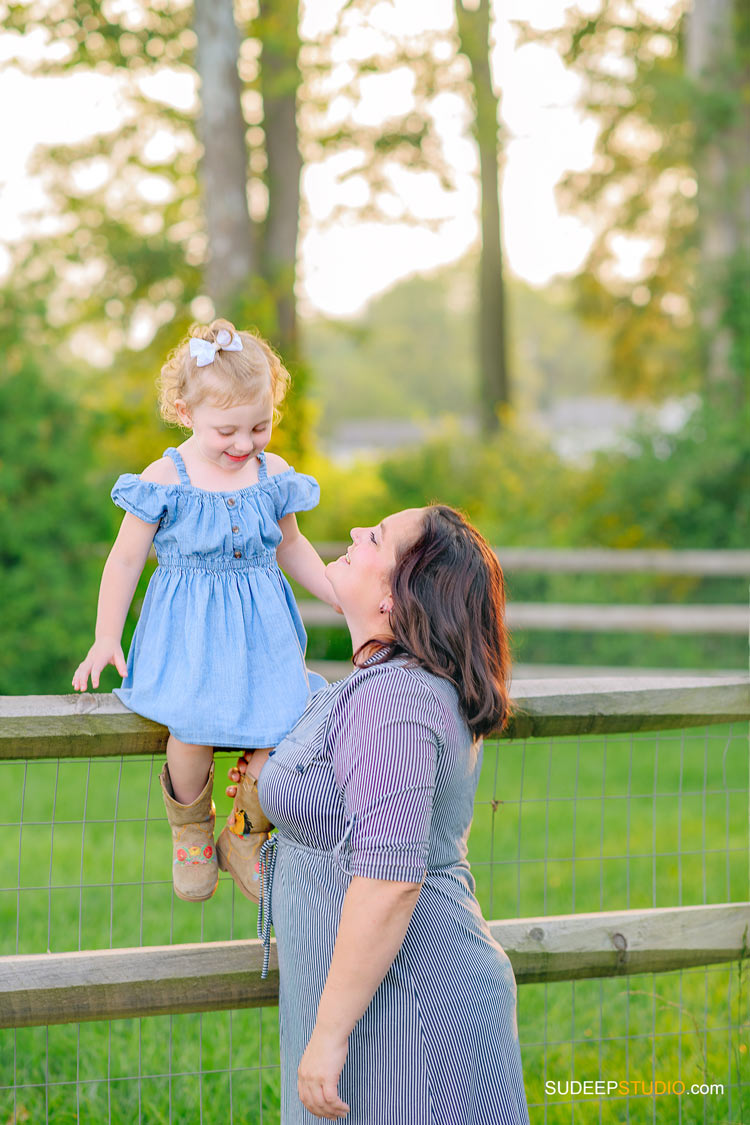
[216,772,272,903]
[160,763,219,902]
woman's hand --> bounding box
[225,753,251,799]
[298,1027,350,1119]
[72,638,128,691]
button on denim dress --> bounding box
[111,447,326,748]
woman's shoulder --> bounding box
[355,654,450,688]
[341,658,456,725]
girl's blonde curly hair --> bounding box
[158,319,291,425]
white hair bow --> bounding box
[189,328,243,367]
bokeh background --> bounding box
[1,5,749,1122]
[0,0,748,693]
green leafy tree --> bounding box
[517,1,698,399]
[686,0,750,401]
[304,257,606,433]
[517,0,750,409]
[455,0,509,431]
[0,0,316,456]
[0,298,116,694]
[325,0,514,426]
[194,0,256,306]
[0,0,482,452]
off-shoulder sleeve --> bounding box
[330,669,441,882]
[111,474,171,526]
[270,469,320,520]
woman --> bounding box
[226,504,529,1123]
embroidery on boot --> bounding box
[229,810,254,838]
[175,844,214,865]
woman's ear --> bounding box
[379,594,393,615]
[174,399,192,428]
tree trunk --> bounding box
[456,0,509,433]
[257,0,303,359]
[686,0,750,392]
[194,0,255,309]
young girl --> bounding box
[73,319,336,904]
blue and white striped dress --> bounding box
[257,655,529,1124]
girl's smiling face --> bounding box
[175,394,274,471]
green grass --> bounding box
[1,726,748,1124]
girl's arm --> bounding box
[276,512,339,608]
[297,875,422,1119]
[72,512,159,691]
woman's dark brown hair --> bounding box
[358,504,512,738]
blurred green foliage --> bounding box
[304,262,608,431]
[517,1,701,400]
[298,387,749,673]
[302,392,749,552]
[519,0,750,408]
[0,315,115,694]
[576,398,750,551]
[1,3,748,694]
[3,260,749,694]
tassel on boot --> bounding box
[160,763,219,902]
[216,772,273,903]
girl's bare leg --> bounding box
[167,735,213,804]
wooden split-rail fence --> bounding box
[0,673,748,1030]
[301,546,750,635]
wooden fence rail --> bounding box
[1,903,747,1029]
[121,546,750,634]
[313,545,750,576]
[299,601,750,634]
[303,545,750,636]
[1,678,748,1032]
[119,545,750,576]
[1,675,749,759]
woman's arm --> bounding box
[300,671,439,1117]
[297,875,422,1119]
[72,512,158,690]
[276,512,339,608]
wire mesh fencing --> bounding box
[1,752,279,1123]
[1,714,748,1123]
[473,720,750,1124]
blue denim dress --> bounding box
[111,447,326,748]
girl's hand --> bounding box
[298,1027,350,1119]
[72,638,128,692]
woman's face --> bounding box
[327,508,425,615]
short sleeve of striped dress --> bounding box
[330,668,441,883]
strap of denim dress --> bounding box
[163,447,191,485]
